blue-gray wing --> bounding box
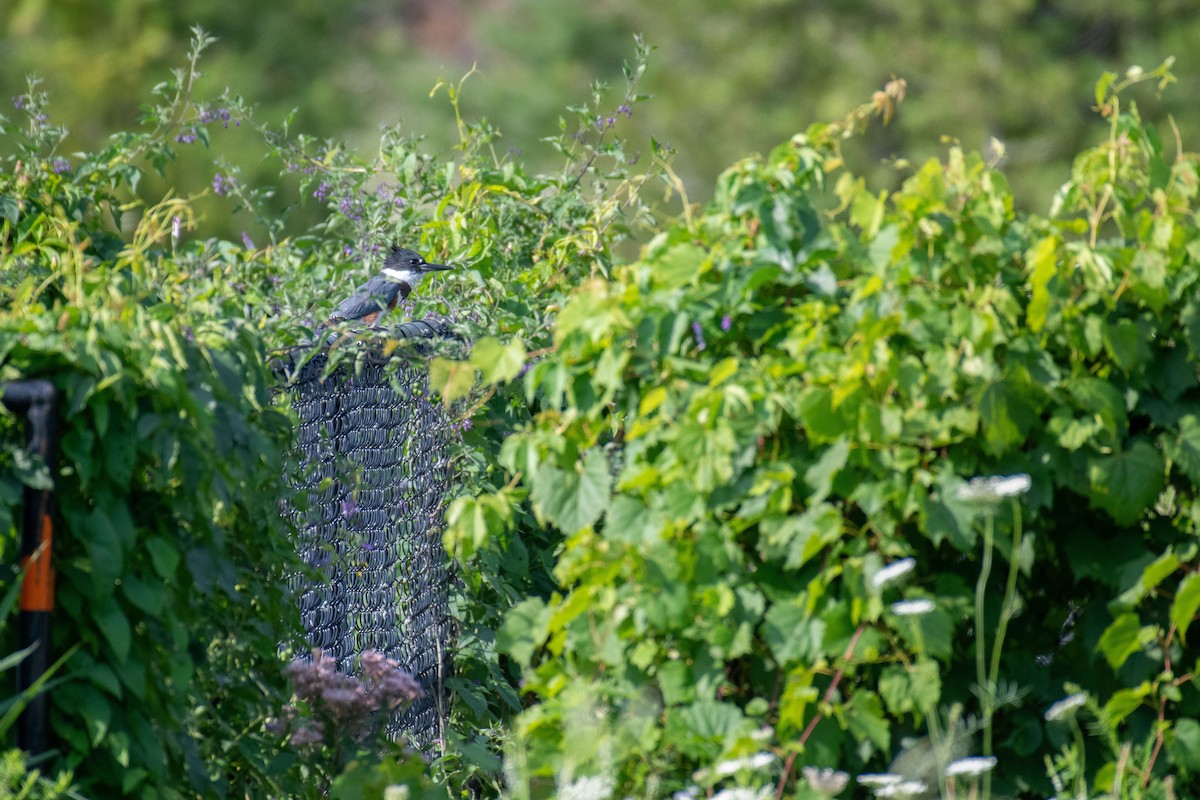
[329,275,392,321]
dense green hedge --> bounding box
[0,241,309,797]
[442,64,1200,797]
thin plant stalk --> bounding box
[974,509,995,745]
[981,499,1023,798]
[911,620,950,800]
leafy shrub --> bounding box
[440,62,1200,798]
[0,36,312,798]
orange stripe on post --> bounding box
[19,514,54,612]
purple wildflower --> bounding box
[50,158,71,174]
[618,103,632,117]
[241,231,255,250]
[288,721,324,747]
[692,320,707,351]
[313,181,330,201]
[721,314,732,332]
[338,195,364,222]
[12,95,26,110]
[175,130,197,144]
[461,418,473,431]
[212,173,234,196]
[340,498,359,518]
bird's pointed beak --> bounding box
[425,261,453,271]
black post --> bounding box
[2,380,57,756]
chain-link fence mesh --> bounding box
[278,322,458,744]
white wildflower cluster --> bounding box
[558,774,614,800]
[890,598,936,617]
[957,473,1032,504]
[801,766,850,795]
[871,558,916,590]
[945,756,997,777]
[710,789,772,800]
[1044,692,1088,722]
[712,751,777,777]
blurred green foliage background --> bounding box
[3,0,1196,240]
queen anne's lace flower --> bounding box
[1045,692,1088,721]
[890,598,936,616]
[945,756,998,777]
[871,558,916,589]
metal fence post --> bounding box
[2,380,58,756]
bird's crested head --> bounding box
[380,245,452,286]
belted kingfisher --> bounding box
[327,245,453,326]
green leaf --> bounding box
[1168,718,1200,772]
[1025,236,1059,333]
[144,537,179,581]
[762,603,825,665]
[604,495,663,545]
[1182,298,1200,359]
[429,356,476,404]
[843,689,890,753]
[1166,415,1200,483]
[531,449,612,533]
[795,386,851,441]
[978,379,1035,455]
[652,243,707,289]
[759,503,843,570]
[81,506,124,597]
[470,336,527,385]
[1102,684,1150,728]
[1097,612,1149,670]
[1104,318,1149,372]
[92,596,132,663]
[1088,440,1165,525]
[803,437,850,503]
[496,597,552,667]
[1095,70,1117,105]
[1172,572,1200,646]
[879,661,941,722]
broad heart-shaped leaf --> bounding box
[879,661,941,722]
[428,356,476,404]
[977,379,1037,455]
[470,336,526,385]
[496,597,552,667]
[1172,572,1200,646]
[843,689,890,754]
[1088,439,1165,525]
[531,449,612,533]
